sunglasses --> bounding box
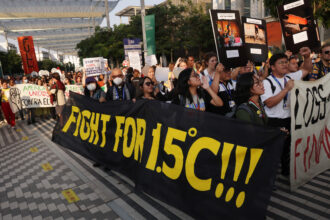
[145,82,154,86]
[324,50,330,55]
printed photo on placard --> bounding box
[209,10,247,68]
[242,17,268,63]
[277,0,320,53]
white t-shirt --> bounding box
[201,69,214,86]
[261,70,302,119]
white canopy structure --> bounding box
[0,0,120,55]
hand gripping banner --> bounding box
[52,92,285,219]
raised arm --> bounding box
[298,47,312,78]
[202,76,223,107]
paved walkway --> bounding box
[0,118,329,220]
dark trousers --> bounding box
[268,117,291,174]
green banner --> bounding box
[145,14,156,55]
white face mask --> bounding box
[113,77,123,86]
[24,79,28,83]
[87,83,96,91]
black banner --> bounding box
[53,92,285,220]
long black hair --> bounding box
[234,72,255,106]
[175,68,203,104]
[84,81,101,97]
[137,76,155,99]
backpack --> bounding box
[264,75,291,94]
[225,103,256,121]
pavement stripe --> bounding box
[268,199,315,220]
[276,176,330,200]
[2,126,13,144]
[271,191,329,218]
[0,127,10,146]
[0,126,6,146]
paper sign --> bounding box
[155,67,169,82]
[246,18,262,25]
[226,50,239,58]
[83,57,105,77]
[250,48,262,54]
[217,13,235,20]
[284,0,304,11]
[173,68,184,78]
[128,51,142,72]
[292,31,308,44]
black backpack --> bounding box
[225,103,256,121]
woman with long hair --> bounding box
[202,52,218,85]
[172,68,223,111]
[138,77,155,100]
[234,72,267,125]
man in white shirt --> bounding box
[261,47,312,176]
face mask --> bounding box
[24,79,28,83]
[113,77,123,86]
[87,83,96,91]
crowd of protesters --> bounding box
[0,42,329,178]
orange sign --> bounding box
[266,22,283,48]
[17,36,39,74]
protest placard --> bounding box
[290,73,330,191]
[128,51,142,72]
[277,0,321,54]
[242,17,268,64]
[209,10,247,68]
[83,57,105,77]
[11,84,84,109]
[155,67,169,82]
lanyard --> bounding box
[192,96,200,110]
[271,74,288,104]
[220,82,233,100]
[248,99,264,119]
[115,87,125,100]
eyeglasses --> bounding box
[145,82,154,86]
[276,61,288,65]
[324,50,330,55]
[254,80,262,85]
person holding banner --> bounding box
[309,43,330,80]
[1,80,16,128]
[172,68,223,111]
[106,68,135,101]
[44,73,66,120]
[235,73,267,125]
[261,46,312,176]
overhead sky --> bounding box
[100,0,166,28]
